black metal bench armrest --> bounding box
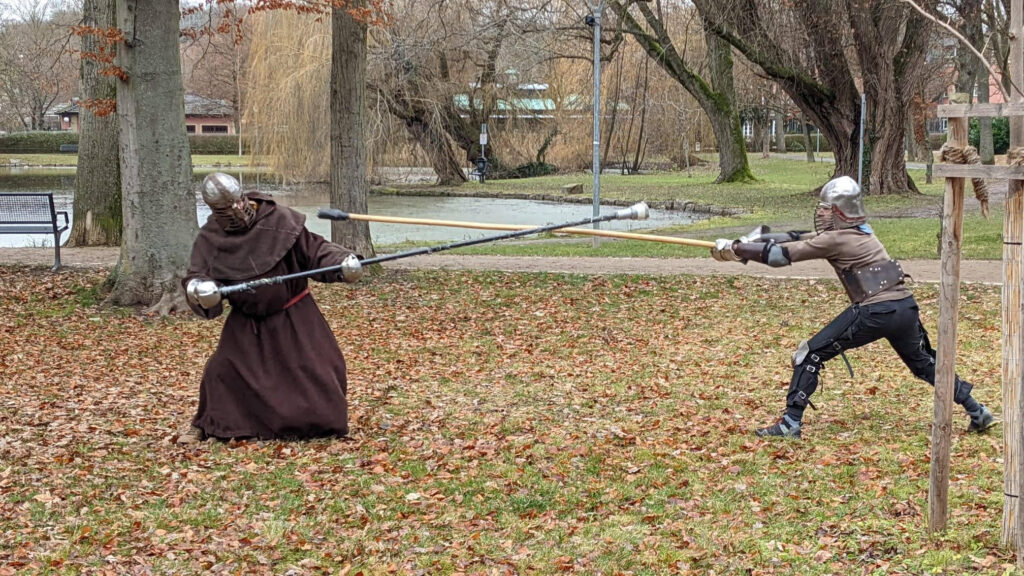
[55,211,69,232]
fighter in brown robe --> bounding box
[178,173,363,442]
[711,176,994,439]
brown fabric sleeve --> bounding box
[295,228,358,283]
[782,233,839,263]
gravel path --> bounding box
[0,246,1006,285]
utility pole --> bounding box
[587,0,605,248]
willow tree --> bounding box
[694,0,932,194]
[245,14,331,182]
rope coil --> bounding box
[940,143,990,218]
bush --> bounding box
[188,134,249,155]
[969,117,1009,155]
[0,131,79,153]
[928,133,947,151]
[492,161,558,180]
[783,133,832,153]
[0,131,250,155]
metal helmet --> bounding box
[815,176,866,233]
[201,172,255,233]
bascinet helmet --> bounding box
[201,172,255,233]
[815,176,866,233]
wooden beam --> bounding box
[929,116,968,534]
[932,165,1024,180]
[938,103,1024,118]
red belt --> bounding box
[283,287,310,310]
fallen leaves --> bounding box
[0,266,1011,574]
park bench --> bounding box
[0,193,69,271]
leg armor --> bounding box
[787,306,863,411]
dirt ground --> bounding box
[0,246,1005,285]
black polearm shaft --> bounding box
[218,202,649,296]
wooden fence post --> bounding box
[928,110,968,534]
[1010,0,1024,558]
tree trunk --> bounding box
[631,58,650,173]
[761,112,771,159]
[801,115,814,162]
[405,118,467,186]
[774,109,786,152]
[331,5,373,257]
[602,55,623,170]
[977,67,994,164]
[107,0,197,314]
[69,0,121,248]
[704,30,753,182]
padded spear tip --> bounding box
[615,202,650,221]
[317,208,351,221]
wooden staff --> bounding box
[316,209,716,248]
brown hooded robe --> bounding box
[183,193,354,440]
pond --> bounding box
[0,167,707,248]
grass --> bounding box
[0,153,265,168]
[0,264,1016,574]
[376,156,1005,260]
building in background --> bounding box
[52,94,235,135]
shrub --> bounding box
[492,161,558,180]
[928,133,948,151]
[969,117,1009,155]
[0,131,251,155]
[783,133,831,153]
[0,131,79,153]
[188,134,250,155]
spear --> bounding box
[218,202,652,296]
[315,208,715,248]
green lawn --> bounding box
[0,265,1015,574]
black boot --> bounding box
[755,414,802,439]
[966,404,996,433]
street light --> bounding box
[586,0,605,248]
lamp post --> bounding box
[586,0,605,248]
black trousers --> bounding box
[786,295,973,414]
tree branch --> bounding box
[898,0,1024,99]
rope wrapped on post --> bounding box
[940,142,990,217]
[1008,147,1024,169]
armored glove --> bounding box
[711,238,744,262]
[339,254,363,283]
[185,278,222,309]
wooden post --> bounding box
[928,112,968,534]
[1009,174,1024,556]
[1010,0,1024,558]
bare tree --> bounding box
[696,0,934,194]
[0,2,78,131]
[608,0,755,182]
